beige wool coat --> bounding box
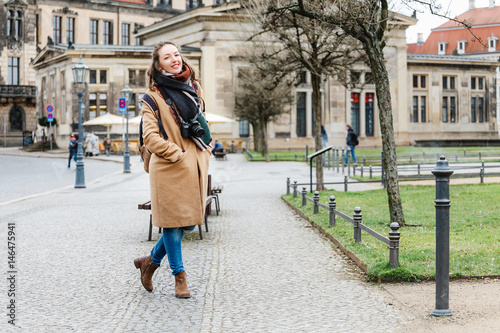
[141,85,211,229]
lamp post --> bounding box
[121,84,132,173]
[72,56,89,188]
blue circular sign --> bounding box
[46,105,54,113]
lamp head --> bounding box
[121,84,133,102]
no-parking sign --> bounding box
[118,98,127,114]
[46,105,54,122]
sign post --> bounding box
[46,105,54,151]
[118,98,126,156]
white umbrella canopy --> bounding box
[129,115,142,126]
[204,112,235,123]
[83,113,124,138]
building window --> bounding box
[457,40,466,54]
[239,120,249,137]
[411,96,426,123]
[413,75,426,89]
[488,36,498,52]
[438,42,447,55]
[365,72,374,85]
[9,105,24,131]
[471,97,486,123]
[99,93,107,115]
[8,57,19,85]
[365,93,374,136]
[443,76,456,90]
[129,69,146,87]
[53,16,62,44]
[122,23,130,45]
[186,0,200,10]
[442,96,457,123]
[296,71,307,85]
[103,21,113,45]
[90,19,98,45]
[7,10,23,39]
[100,70,107,84]
[89,93,97,119]
[89,70,97,84]
[134,24,144,45]
[66,17,75,44]
[89,69,107,84]
[350,93,360,135]
[296,92,306,137]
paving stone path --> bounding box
[0,153,407,332]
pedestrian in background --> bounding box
[345,124,358,166]
[134,41,212,298]
[67,135,78,168]
[104,138,111,156]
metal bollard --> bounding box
[480,167,484,184]
[344,175,348,192]
[353,207,362,243]
[329,196,336,226]
[369,165,373,179]
[347,148,351,177]
[301,187,307,206]
[286,177,290,195]
[431,156,454,317]
[363,156,366,165]
[293,181,298,198]
[306,145,309,162]
[336,148,340,173]
[455,154,458,162]
[464,148,466,157]
[389,222,401,268]
[479,152,481,160]
[410,154,412,163]
[295,152,297,160]
[482,160,485,169]
[360,165,364,178]
[418,162,421,176]
[275,153,278,161]
[313,191,319,214]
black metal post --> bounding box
[293,181,298,198]
[306,145,309,162]
[286,177,290,195]
[344,175,348,192]
[313,191,319,214]
[353,207,362,243]
[124,111,130,173]
[329,196,336,226]
[301,187,307,206]
[418,162,421,176]
[75,91,86,188]
[480,167,484,184]
[431,155,453,317]
[389,222,400,268]
[360,165,363,177]
[369,165,372,179]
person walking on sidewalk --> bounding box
[134,41,212,298]
[67,135,78,168]
[345,124,358,166]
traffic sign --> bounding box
[118,98,127,114]
[46,105,54,113]
[47,113,54,122]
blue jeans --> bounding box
[150,226,196,275]
[345,145,357,164]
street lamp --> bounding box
[72,56,89,188]
[121,84,132,173]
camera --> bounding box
[180,116,205,138]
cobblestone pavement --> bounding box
[1,152,407,332]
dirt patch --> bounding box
[379,279,500,332]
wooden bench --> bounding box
[138,196,214,241]
[213,148,227,160]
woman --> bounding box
[134,41,212,298]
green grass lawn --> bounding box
[282,183,500,282]
[246,147,500,164]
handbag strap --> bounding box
[140,93,168,148]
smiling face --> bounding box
[158,44,183,75]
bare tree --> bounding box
[234,65,293,162]
[245,0,362,189]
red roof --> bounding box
[408,5,500,54]
[436,5,500,29]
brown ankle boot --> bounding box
[133,256,158,292]
[174,271,191,298]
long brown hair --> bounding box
[146,41,198,91]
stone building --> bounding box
[407,0,500,143]
[137,3,417,148]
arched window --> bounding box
[6,10,23,38]
[9,105,24,131]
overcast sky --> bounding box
[404,0,493,43]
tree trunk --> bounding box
[251,121,262,153]
[311,72,325,190]
[364,40,406,226]
[261,119,270,162]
